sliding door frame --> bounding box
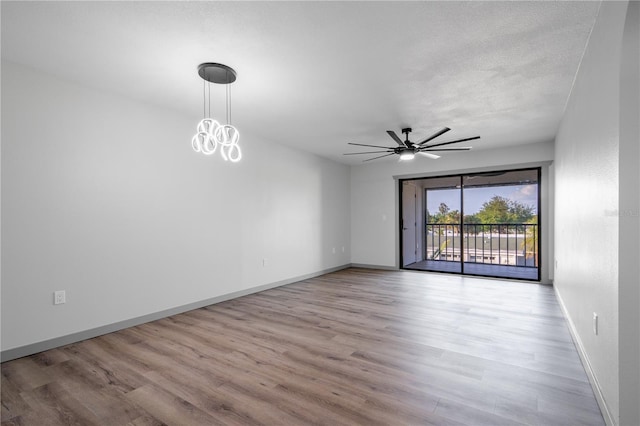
[399,166,542,282]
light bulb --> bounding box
[399,151,415,161]
[191,134,202,152]
[225,143,242,162]
[200,134,217,155]
[191,118,240,161]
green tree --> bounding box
[445,209,460,223]
[476,196,511,223]
[428,203,451,223]
[476,196,535,224]
[510,201,537,224]
[430,203,461,224]
[428,203,460,235]
[463,214,480,224]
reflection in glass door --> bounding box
[400,168,540,281]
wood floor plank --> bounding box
[29,350,69,369]
[1,359,52,393]
[125,384,224,426]
[125,414,167,426]
[434,397,527,426]
[1,268,605,425]
[60,342,149,395]
[0,378,31,423]
[18,382,101,426]
[45,359,144,424]
[141,370,293,426]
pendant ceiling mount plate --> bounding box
[198,63,237,84]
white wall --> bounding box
[554,2,639,424]
[1,61,351,354]
[618,2,640,424]
[351,140,554,282]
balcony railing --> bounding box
[426,223,538,267]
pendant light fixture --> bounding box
[191,63,241,162]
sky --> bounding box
[426,184,538,216]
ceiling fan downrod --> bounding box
[402,128,412,145]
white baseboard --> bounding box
[553,287,616,426]
[350,263,398,270]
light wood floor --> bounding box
[1,268,604,425]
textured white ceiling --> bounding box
[1,1,599,164]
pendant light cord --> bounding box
[226,82,230,125]
[202,68,233,123]
[226,70,231,125]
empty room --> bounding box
[1,1,638,425]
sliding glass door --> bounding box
[400,168,540,281]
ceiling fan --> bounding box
[344,127,480,162]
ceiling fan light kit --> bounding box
[399,151,415,161]
[345,127,480,162]
[191,63,241,162]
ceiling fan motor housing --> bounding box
[401,128,413,146]
[394,146,414,154]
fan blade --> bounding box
[348,142,395,149]
[421,147,472,152]
[343,150,392,155]
[386,130,406,147]
[415,127,451,146]
[422,136,480,149]
[363,153,396,162]
[417,152,440,159]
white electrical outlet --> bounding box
[593,313,598,335]
[54,290,66,305]
[332,247,336,254]
[262,258,268,267]
[341,246,345,253]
